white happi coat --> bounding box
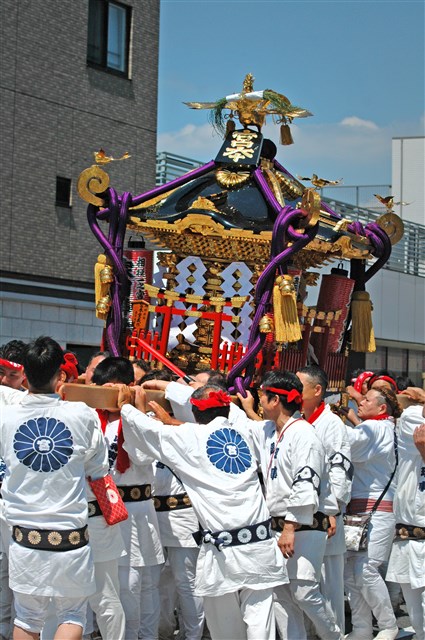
[0,386,27,554]
[387,405,425,589]
[347,417,397,562]
[165,381,245,428]
[0,393,109,597]
[121,406,288,598]
[104,417,164,568]
[251,413,330,581]
[312,404,352,555]
[153,461,199,548]
[254,413,325,525]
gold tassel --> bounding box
[280,124,294,145]
[225,118,236,137]
[273,275,302,343]
[350,291,376,352]
[94,254,113,320]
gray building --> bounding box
[0,0,160,360]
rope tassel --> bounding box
[95,254,114,320]
[350,290,376,352]
[273,275,301,343]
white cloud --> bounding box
[340,116,379,130]
[157,114,424,185]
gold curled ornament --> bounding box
[376,212,404,245]
[300,188,321,227]
[77,165,110,206]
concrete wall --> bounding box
[0,0,160,283]
[392,137,425,225]
[0,291,103,348]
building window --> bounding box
[56,177,72,208]
[87,0,131,76]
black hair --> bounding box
[201,370,228,390]
[191,384,231,424]
[297,365,328,400]
[141,369,174,383]
[133,359,151,373]
[0,340,28,365]
[261,370,303,415]
[87,350,110,366]
[92,356,134,385]
[23,336,64,389]
[395,376,415,392]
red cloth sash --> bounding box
[305,402,326,425]
[96,409,130,474]
[348,498,393,514]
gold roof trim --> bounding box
[128,213,371,264]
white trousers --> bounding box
[89,559,125,640]
[203,587,275,640]
[274,581,341,640]
[321,554,346,634]
[401,582,425,640]
[0,551,13,640]
[165,547,204,640]
[118,563,162,640]
[274,530,340,640]
[344,554,397,637]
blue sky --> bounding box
[157,0,424,186]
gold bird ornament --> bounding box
[374,194,412,212]
[298,174,343,188]
[94,149,131,165]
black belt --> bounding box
[193,518,272,552]
[271,511,330,533]
[88,500,102,518]
[395,523,425,540]
[12,525,89,552]
[118,484,151,502]
[154,493,192,512]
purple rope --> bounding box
[272,159,341,218]
[131,160,217,207]
[253,166,282,215]
[228,221,317,394]
[87,188,131,355]
[348,221,365,236]
[364,223,392,282]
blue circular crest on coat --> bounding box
[0,457,6,482]
[13,417,74,473]
[206,428,252,474]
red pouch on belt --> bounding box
[88,475,128,525]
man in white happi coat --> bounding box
[240,370,342,640]
[386,399,425,640]
[0,380,28,640]
[344,388,400,640]
[0,337,109,640]
[118,383,288,640]
[92,357,164,640]
[297,365,353,634]
[153,461,205,640]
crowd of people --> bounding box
[0,337,424,640]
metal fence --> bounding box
[320,184,392,210]
[156,152,203,185]
[322,196,425,278]
[155,153,424,278]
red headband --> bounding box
[368,375,398,393]
[60,353,79,381]
[0,358,24,372]
[353,371,374,393]
[261,386,303,405]
[190,389,231,411]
